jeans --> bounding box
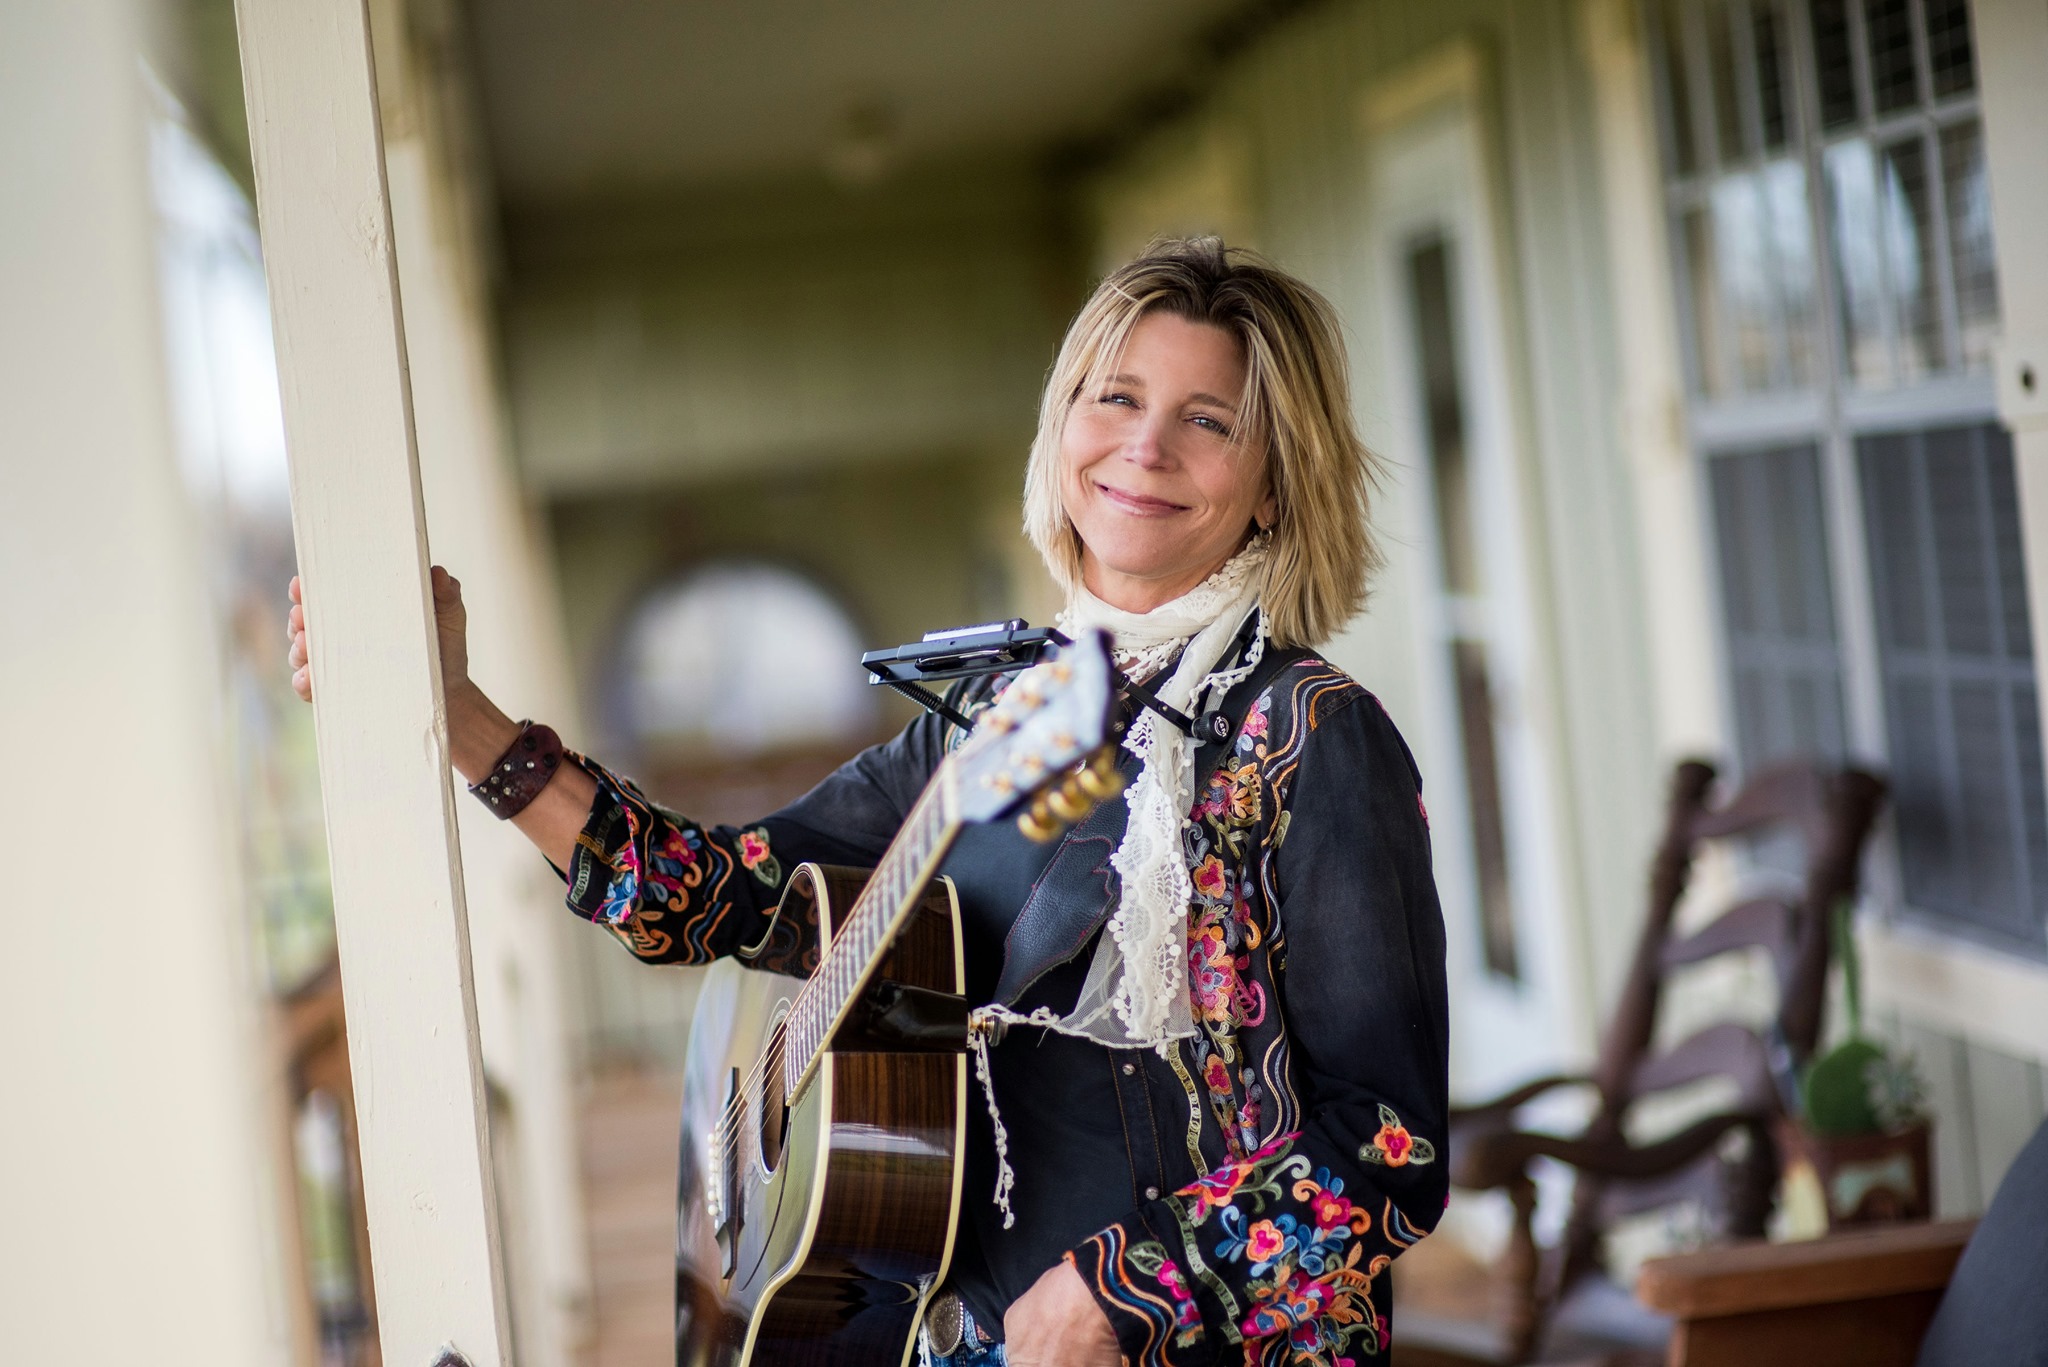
[924,1293,1006,1367]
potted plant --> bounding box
[1777,900,1934,1228]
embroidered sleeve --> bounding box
[1074,681,1450,1366]
[560,754,810,970]
[557,709,954,973]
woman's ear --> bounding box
[1256,489,1279,532]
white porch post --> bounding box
[231,0,513,1360]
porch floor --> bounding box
[578,1068,683,1367]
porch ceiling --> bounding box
[468,0,1251,206]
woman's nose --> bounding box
[1121,415,1177,469]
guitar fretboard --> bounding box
[782,768,961,1094]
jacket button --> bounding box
[1144,1186,1161,1201]
[1120,1062,1137,1076]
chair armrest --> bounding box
[1637,1219,1977,1318]
[1455,1108,1763,1191]
[1447,1074,1594,1129]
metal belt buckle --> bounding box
[923,1289,966,1357]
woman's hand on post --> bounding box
[429,565,471,699]
[286,575,312,701]
[1002,1258,1122,1367]
[284,566,595,871]
[285,566,473,705]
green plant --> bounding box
[1798,899,1928,1137]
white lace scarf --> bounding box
[968,535,1269,1224]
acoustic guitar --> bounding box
[674,630,1119,1366]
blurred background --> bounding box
[5,0,2046,1363]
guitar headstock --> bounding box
[950,629,1123,839]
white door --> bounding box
[1371,90,1582,1103]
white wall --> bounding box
[0,0,295,1359]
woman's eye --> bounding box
[1098,391,1136,407]
[1191,414,1232,437]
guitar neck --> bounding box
[782,767,964,1095]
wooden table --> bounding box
[1635,1219,1977,1367]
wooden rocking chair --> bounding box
[1432,757,1886,1364]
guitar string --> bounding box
[712,783,948,1155]
[709,677,1093,1173]
[714,779,954,1165]
[712,706,1086,1160]
[714,826,949,1173]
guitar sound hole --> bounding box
[758,1060,787,1171]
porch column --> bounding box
[232,0,513,1360]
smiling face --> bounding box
[1058,310,1277,613]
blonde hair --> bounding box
[1023,237,1382,648]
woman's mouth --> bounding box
[1095,483,1189,516]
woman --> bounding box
[288,238,1448,1366]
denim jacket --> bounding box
[562,652,1449,1366]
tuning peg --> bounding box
[1045,780,1091,823]
[1017,796,1062,843]
[1076,748,1125,800]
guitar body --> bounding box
[675,864,968,1367]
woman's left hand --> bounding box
[1002,1258,1122,1367]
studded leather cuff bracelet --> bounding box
[470,720,564,819]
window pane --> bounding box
[1953,679,2030,937]
[1685,206,1733,396]
[1942,120,1999,371]
[1765,159,1820,384]
[1452,639,1519,980]
[1409,238,1481,597]
[1864,0,1920,115]
[1406,234,1520,982]
[1717,174,1777,388]
[1709,444,1848,769]
[1925,0,1976,97]
[1862,431,1931,651]
[1812,0,1861,129]
[1827,136,1940,386]
[1926,424,1996,655]
[1708,0,1748,162]
[1827,140,1890,382]
[1659,0,1701,176]
[1860,423,2048,953]
[1878,136,1940,381]
[1753,0,1793,150]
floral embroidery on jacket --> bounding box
[1181,1136,1392,1363]
[1359,1104,1436,1169]
[1127,1241,1206,1349]
[1182,694,1277,1161]
[558,759,818,974]
[1071,663,1446,1367]
[737,826,782,887]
